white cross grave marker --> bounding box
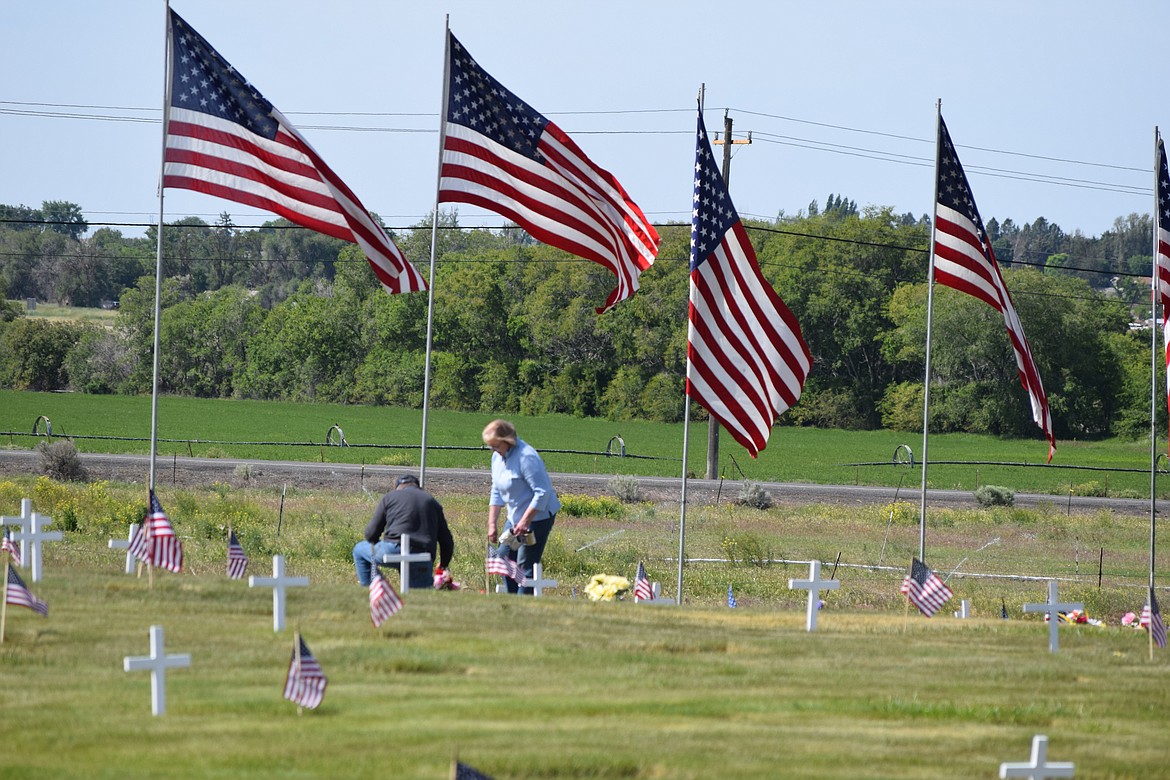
[642,582,676,606]
[1023,580,1083,654]
[380,533,431,594]
[123,625,191,716]
[494,563,558,596]
[788,559,840,632]
[7,499,62,582]
[999,734,1074,779]
[108,523,140,575]
[954,598,972,619]
[249,555,309,632]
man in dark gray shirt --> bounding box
[352,474,454,588]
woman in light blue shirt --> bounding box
[482,419,561,595]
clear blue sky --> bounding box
[2,1,1162,240]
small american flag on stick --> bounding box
[283,634,327,710]
[5,563,48,616]
[226,528,248,579]
[633,561,653,602]
[128,490,183,573]
[1141,588,1167,649]
[900,558,953,617]
[1,528,20,566]
[370,569,404,627]
[486,553,524,584]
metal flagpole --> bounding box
[1150,126,1161,593]
[418,17,452,490]
[676,86,706,605]
[149,0,175,492]
[918,99,943,562]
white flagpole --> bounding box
[1150,126,1161,592]
[149,1,175,492]
[418,17,453,490]
[918,99,943,562]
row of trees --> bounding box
[0,200,1161,441]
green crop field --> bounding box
[0,474,1167,779]
[1,390,1164,498]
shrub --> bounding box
[974,485,1014,507]
[36,440,88,482]
[559,493,623,519]
[880,501,918,525]
[1071,481,1106,498]
[607,475,642,504]
[734,481,773,510]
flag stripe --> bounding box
[934,117,1054,461]
[687,110,811,458]
[165,11,425,297]
[6,566,48,616]
[1155,137,1170,442]
[439,33,659,313]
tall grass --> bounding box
[1,391,1162,497]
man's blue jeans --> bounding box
[497,514,556,595]
[353,540,433,588]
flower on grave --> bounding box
[584,574,630,602]
[433,568,461,590]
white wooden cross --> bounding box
[954,598,972,619]
[380,533,431,594]
[249,555,309,632]
[108,523,140,575]
[788,560,840,632]
[641,582,676,606]
[123,625,191,717]
[494,563,558,596]
[7,499,62,582]
[1023,580,1083,654]
[999,734,1075,778]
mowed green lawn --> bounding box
[0,478,1168,779]
[2,550,1167,779]
[0,390,1161,497]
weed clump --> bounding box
[734,481,773,510]
[36,440,87,482]
[607,475,642,504]
[974,485,1014,507]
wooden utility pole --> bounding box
[706,111,752,480]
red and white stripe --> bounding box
[440,121,659,313]
[687,221,811,457]
[934,203,1055,462]
[164,110,426,296]
[369,571,404,627]
[1155,137,1170,442]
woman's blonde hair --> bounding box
[482,419,517,447]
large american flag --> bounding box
[164,10,425,295]
[633,561,653,602]
[5,564,48,616]
[900,557,953,617]
[369,569,403,627]
[934,116,1055,461]
[1141,587,1167,649]
[2,528,20,566]
[128,490,183,574]
[283,634,327,710]
[1155,134,1170,441]
[226,528,248,580]
[438,31,659,313]
[485,553,524,584]
[688,108,811,457]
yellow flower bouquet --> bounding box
[584,574,630,602]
